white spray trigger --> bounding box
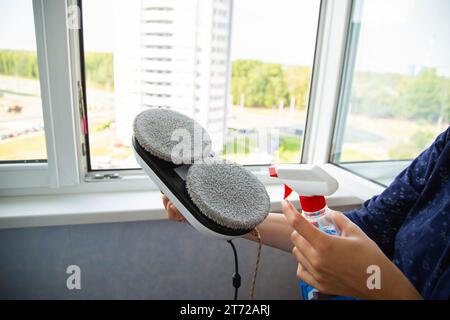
[269,164,338,197]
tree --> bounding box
[350,71,400,118]
[283,66,311,110]
[0,49,114,90]
[348,68,449,124]
[84,52,114,90]
[0,50,39,79]
[394,68,449,122]
[231,60,289,108]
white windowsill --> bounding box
[0,164,384,230]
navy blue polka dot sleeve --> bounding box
[345,127,450,299]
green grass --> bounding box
[220,134,302,163]
[275,135,302,163]
[221,136,257,157]
[88,130,132,160]
[0,133,47,161]
[92,120,113,133]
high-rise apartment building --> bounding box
[113,0,232,151]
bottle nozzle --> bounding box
[299,195,326,213]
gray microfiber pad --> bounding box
[134,108,212,163]
[186,160,271,230]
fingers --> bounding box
[290,230,316,261]
[162,194,170,210]
[292,246,315,275]
[166,202,178,220]
[162,193,186,223]
[282,200,328,247]
[296,264,321,291]
[168,203,185,222]
[329,211,360,236]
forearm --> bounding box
[244,212,293,252]
[367,262,422,300]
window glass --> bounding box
[332,0,450,186]
[0,0,47,162]
[82,0,321,170]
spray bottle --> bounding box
[268,164,351,300]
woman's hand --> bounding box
[282,200,422,300]
[162,193,187,223]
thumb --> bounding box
[330,211,360,236]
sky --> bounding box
[230,0,320,66]
[0,0,449,76]
[355,0,450,76]
[0,0,36,50]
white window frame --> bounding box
[324,0,418,188]
[0,0,79,191]
[301,0,353,165]
[0,0,384,199]
[0,0,155,196]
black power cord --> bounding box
[227,240,241,300]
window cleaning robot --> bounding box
[132,108,340,300]
[132,108,270,240]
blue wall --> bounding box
[0,219,299,299]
